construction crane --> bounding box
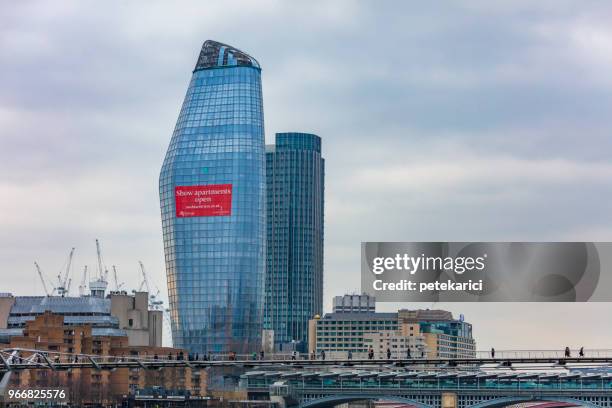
[65,278,72,295]
[90,239,109,298]
[138,261,150,292]
[34,262,51,296]
[95,239,108,281]
[138,261,164,311]
[55,247,75,297]
[112,265,124,291]
[78,266,88,296]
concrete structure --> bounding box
[262,329,275,354]
[363,329,427,359]
[265,133,325,352]
[0,294,14,329]
[159,40,266,354]
[0,292,162,347]
[110,291,163,347]
[333,293,375,314]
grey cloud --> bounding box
[2,0,612,349]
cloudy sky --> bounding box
[2,1,612,350]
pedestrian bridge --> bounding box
[241,370,612,408]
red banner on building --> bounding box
[175,184,232,217]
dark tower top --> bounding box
[194,40,260,71]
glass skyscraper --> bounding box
[159,40,265,354]
[265,133,324,350]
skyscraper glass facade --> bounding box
[159,41,265,354]
[265,133,324,350]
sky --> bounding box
[1,0,612,350]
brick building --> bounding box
[3,312,206,405]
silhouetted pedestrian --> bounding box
[368,347,374,360]
[406,348,411,359]
[154,354,159,360]
[260,350,264,360]
[491,348,495,358]
[564,347,571,358]
[386,348,391,359]
[579,347,584,357]
[347,350,353,360]
[320,350,326,360]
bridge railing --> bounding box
[4,347,612,367]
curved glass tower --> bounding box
[159,40,265,354]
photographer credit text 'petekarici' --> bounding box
[361,242,612,302]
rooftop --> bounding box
[194,40,260,71]
[9,295,110,315]
[320,312,398,321]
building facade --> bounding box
[0,292,162,347]
[363,329,427,359]
[308,301,476,359]
[159,40,266,354]
[309,312,398,358]
[420,321,476,359]
[264,133,324,351]
[2,312,204,405]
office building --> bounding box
[0,292,162,347]
[332,293,375,313]
[308,297,475,359]
[265,133,324,351]
[309,312,398,358]
[159,40,266,354]
[419,320,476,359]
[399,308,475,358]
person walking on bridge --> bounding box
[564,346,571,358]
[386,348,392,360]
[491,347,495,358]
[579,347,585,357]
[320,350,326,360]
[347,350,353,360]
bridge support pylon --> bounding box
[441,392,457,408]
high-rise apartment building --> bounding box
[264,133,324,350]
[160,40,266,354]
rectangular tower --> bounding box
[265,132,324,351]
